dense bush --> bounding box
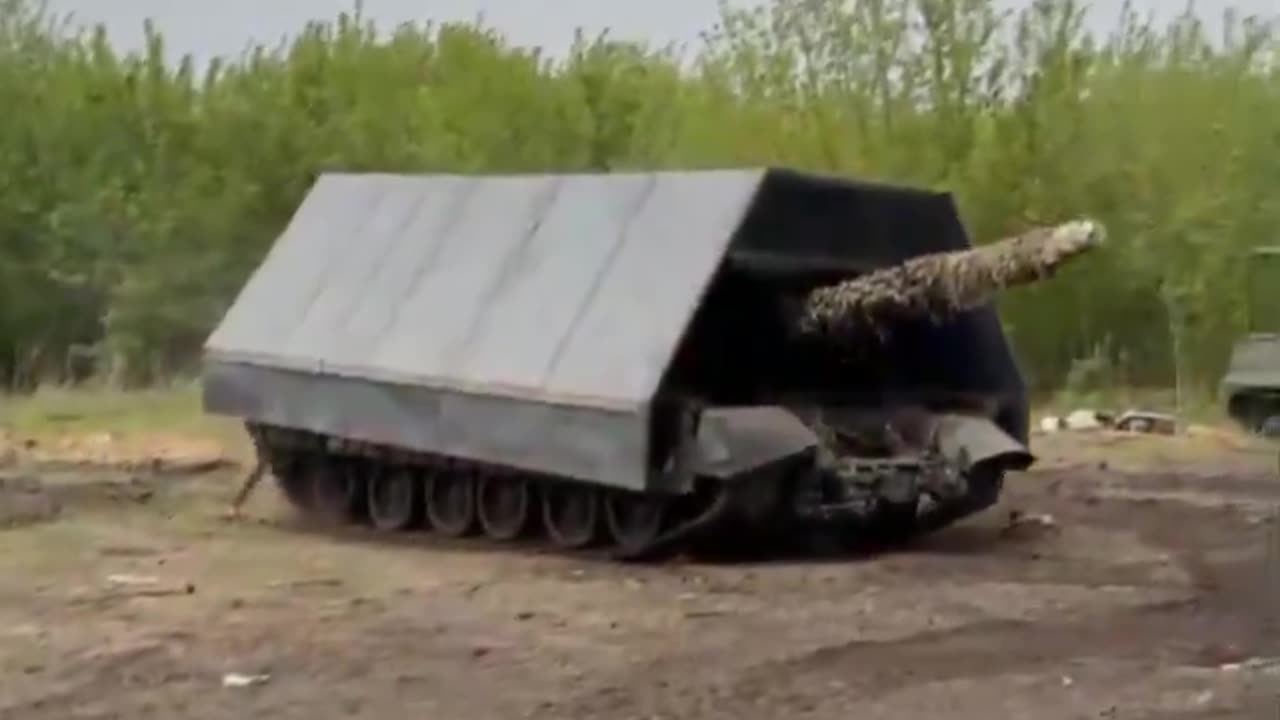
[0,0,1277,395]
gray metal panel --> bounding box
[372,174,564,386]
[438,173,652,391]
[204,360,651,489]
[289,175,436,367]
[206,170,765,409]
[203,169,768,485]
[543,170,763,403]
[206,175,384,370]
[338,175,475,366]
[693,407,818,479]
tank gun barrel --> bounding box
[798,219,1105,337]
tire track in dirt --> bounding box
[532,594,1251,720]
[532,464,1277,720]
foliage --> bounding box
[0,0,1276,394]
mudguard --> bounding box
[692,406,819,479]
[933,413,1034,472]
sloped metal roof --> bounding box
[204,170,765,410]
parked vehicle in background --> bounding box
[1222,246,1280,438]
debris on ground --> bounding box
[1038,408,1183,436]
[106,574,161,587]
[222,673,271,688]
[1113,411,1178,435]
[1000,509,1059,540]
[1039,409,1114,433]
[70,575,198,605]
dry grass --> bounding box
[0,381,1264,473]
[0,380,251,467]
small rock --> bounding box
[222,673,270,688]
[107,574,159,586]
[1065,409,1104,431]
[515,611,534,621]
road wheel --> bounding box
[604,490,669,557]
[425,469,478,538]
[542,484,601,550]
[367,467,422,531]
[477,474,534,541]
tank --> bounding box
[1222,246,1280,437]
[201,168,1102,560]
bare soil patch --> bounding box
[0,428,1276,719]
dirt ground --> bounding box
[1,425,1278,719]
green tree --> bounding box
[0,0,1275,398]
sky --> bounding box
[39,0,1278,65]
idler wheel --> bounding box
[367,467,421,531]
[603,490,669,556]
[425,469,478,537]
[310,460,361,524]
[541,484,601,550]
[477,474,533,541]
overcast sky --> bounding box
[41,0,1277,64]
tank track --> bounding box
[248,421,1006,561]
[1227,391,1280,437]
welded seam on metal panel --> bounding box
[445,174,566,371]
[200,178,315,353]
[538,173,659,392]
[328,181,433,337]
[205,176,357,359]
[368,177,477,347]
[279,177,393,362]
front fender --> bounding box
[692,406,818,479]
[933,413,1034,472]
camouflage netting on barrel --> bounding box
[798,220,1105,338]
